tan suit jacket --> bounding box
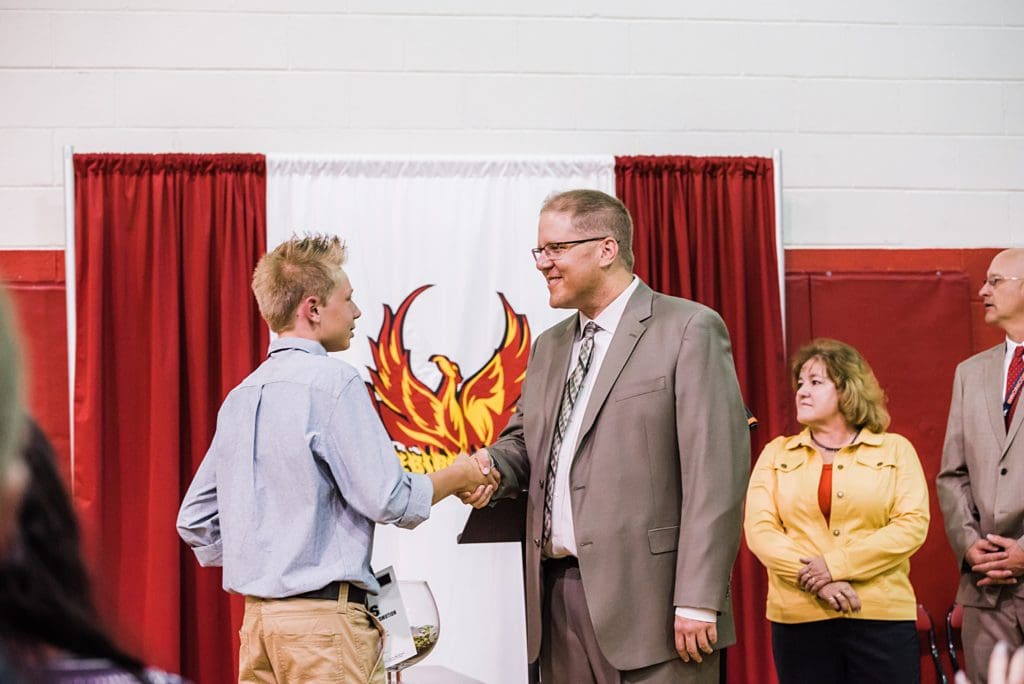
[488,281,750,671]
[938,343,1024,607]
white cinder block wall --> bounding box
[0,1,1021,250]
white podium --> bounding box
[393,665,484,684]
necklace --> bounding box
[810,430,857,453]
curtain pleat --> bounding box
[616,155,788,684]
[74,153,268,684]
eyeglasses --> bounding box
[531,236,612,263]
[981,275,1024,288]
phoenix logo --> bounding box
[366,285,531,473]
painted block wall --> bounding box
[0,1,1021,249]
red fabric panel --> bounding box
[74,153,267,683]
[786,249,1004,355]
[793,271,971,684]
[616,155,788,684]
[0,249,65,281]
[0,251,70,478]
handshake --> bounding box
[433,449,501,509]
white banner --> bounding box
[267,155,615,684]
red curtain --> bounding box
[616,155,788,684]
[74,154,268,683]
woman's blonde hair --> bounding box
[251,233,347,333]
[791,338,890,433]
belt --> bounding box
[543,555,579,572]
[292,581,367,603]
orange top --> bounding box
[818,463,833,524]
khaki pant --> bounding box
[239,584,385,684]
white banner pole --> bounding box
[62,145,76,492]
[773,148,786,343]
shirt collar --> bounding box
[785,426,884,451]
[578,276,639,337]
[1007,337,1024,357]
[268,336,328,357]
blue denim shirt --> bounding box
[177,337,432,597]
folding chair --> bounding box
[946,602,964,674]
[918,603,949,684]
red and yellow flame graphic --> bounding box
[366,285,531,473]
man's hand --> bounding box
[797,556,834,594]
[456,449,500,509]
[429,451,497,504]
[816,581,861,614]
[973,535,1024,587]
[674,616,717,664]
[966,536,1007,569]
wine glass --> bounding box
[386,580,440,683]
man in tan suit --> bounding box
[467,190,750,683]
[938,247,1024,684]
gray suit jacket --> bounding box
[488,281,750,670]
[938,343,1024,607]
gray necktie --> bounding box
[542,321,598,551]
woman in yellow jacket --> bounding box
[745,338,930,684]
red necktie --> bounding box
[1006,346,1024,429]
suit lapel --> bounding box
[983,347,1007,445]
[576,284,653,445]
[536,316,577,465]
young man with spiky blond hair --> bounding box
[178,233,495,684]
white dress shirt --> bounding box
[545,276,715,623]
[547,277,639,558]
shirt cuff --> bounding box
[675,607,716,623]
[399,472,433,528]
[193,541,224,567]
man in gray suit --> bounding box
[938,247,1024,684]
[466,190,750,683]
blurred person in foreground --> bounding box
[745,338,930,684]
[956,642,1024,684]
[0,419,183,683]
[0,287,26,559]
[177,233,495,684]
[939,248,1024,683]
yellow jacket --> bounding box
[744,429,929,623]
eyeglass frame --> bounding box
[981,275,1024,289]
[531,236,614,263]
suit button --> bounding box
[836,491,844,498]
[837,465,844,470]
[1001,468,1008,475]
[833,529,841,537]
[539,479,546,489]
[533,538,541,547]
